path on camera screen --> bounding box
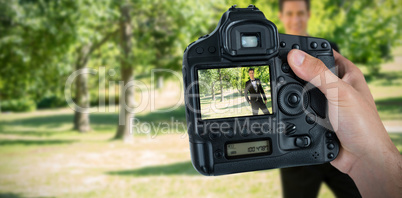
[200,83,272,119]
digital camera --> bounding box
[182,5,339,176]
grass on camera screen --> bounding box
[197,65,273,120]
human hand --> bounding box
[287,49,402,197]
[264,100,267,104]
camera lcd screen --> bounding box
[197,65,273,120]
[226,140,271,157]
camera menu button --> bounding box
[208,46,216,53]
[281,63,290,73]
[196,47,204,54]
[327,143,335,150]
[240,128,250,137]
[310,42,318,49]
[280,41,286,48]
[306,113,316,124]
[292,44,300,49]
[278,76,285,83]
[224,129,235,138]
[209,131,221,140]
[214,149,223,159]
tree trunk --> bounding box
[73,44,92,132]
[218,69,223,102]
[211,83,215,101]
[114,3,134,142]
[157,76,164,89]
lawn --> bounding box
[0,109,339,198]
[0,107,401,198]
[361,46,402,121]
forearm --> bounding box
[349,140,402,197]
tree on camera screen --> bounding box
[197,66,273,120]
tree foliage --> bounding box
[0,0,400,109]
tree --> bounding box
[73,29,117,132]
[308,0,402,75]
[0,0,120,132]
[218,69,223,102]
[66,0,120,133]
[0,0,76,104]
[114,2,135,141]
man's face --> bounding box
[279,1,310,36]
[249,70,254,79]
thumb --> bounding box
[287,49,349,102]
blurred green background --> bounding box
[0,0,401,197]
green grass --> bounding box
[0,107,401,197]
[0,108,347,198]
[356,49,402,120]
[375,97,402,120]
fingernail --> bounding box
[291,50,305,67]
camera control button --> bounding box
[295,136,310,148]
[209,131,221,140]
[327,143,335,150]
[288,93,300,106]
[292,44,300,49]
[262,122,271,134]
[224,129,234,138]
[310,42,318,49]
[281,63,290,73]
[321,42,328,48]
[285,123,296,136]
[214,149,223,159]
[278,84,308,115]
[327,153,335,159]
[325,131,333,138]
[240,129,249,137]
[208,46,216,53]
[196,47,204,54]
[278,76,285,83]
[280,41,286,48]
[306,113,316,124]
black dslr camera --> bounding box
[182,5,339,176]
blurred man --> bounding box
[244,68,270,115]
[278,0,360,197]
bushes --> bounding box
[0,94,121,112]
[36,96,67,109]
[0,98,36,112]
[1,96,68,112]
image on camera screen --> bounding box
[197,65,273,120]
